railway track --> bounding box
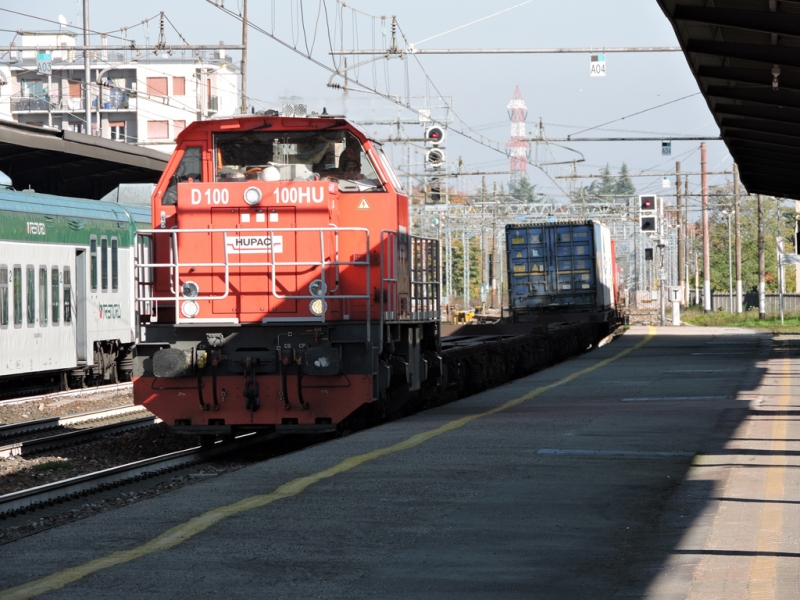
[0,382,133,407]
[0,408,158,459]
[0,432,277,518]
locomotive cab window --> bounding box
[90,236,98,292]
[0,266,7,328]
[214,130,384,192]
[63,267,71,324]
[39,266,47,326]
[163,146,202,205]
[101,237,108,292]
[13,266,21,328]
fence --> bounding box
[711,292,800,314]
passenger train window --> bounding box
[0,266,7,328]
[39,266,47,326]
[162,146,202,206]
[26,265,34,327]
[90,237,98,292]
[111,238,119,291]
[51,267,59,325]
[13,266,21,327]
[101,237,108,292]
[63,267,71,324]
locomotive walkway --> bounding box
[1,326,796,598]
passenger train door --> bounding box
[75,250,88,363]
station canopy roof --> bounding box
[658,0,800,199]
[0,120,168,199]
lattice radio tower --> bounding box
[506,86,531,181]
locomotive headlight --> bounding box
[181,300,200,318]
[308,279,327,297]
[309,298,327,316]
[243,186,262,206]
[181,281,199,298]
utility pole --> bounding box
[676,161,683,305]
[758,194,766,319]
[734,164,742,313]
[701,142,711,313]
[240,0,247,114]
[83,0,91,134]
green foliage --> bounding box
[703,186,795,293]
[581,163,636,202]
[446,235,482,306]
[682,307,800,332]
[507,176,537,203]
[32,460,72,471]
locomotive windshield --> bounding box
[213,130,384,192]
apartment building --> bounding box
[0,30,239,152]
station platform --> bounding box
[1,326,794,599]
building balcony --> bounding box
[197,96,219,113]
[11,94,137,113]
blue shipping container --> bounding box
[506,221,608,313]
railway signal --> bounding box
[639,194,658,232]
[425,126,445,146]
[426,148,445,169]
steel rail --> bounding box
[0,406,146,440]
[0,416,160,459]
[0,432,277,516]
[0,382,133,407]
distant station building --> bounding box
[0,30,239,153]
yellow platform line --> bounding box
[747,357,790,599]
[0,327,657,600]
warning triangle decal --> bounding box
[515,252,523,258]
[357,198,371,210]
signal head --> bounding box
[425,126,445,146]
[640,194,656,211]
[426,149,445,169]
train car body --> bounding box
[506,221,620,330]
[132,115,440,436]
[0,184,149,390]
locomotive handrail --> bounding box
[134,226,373,333]
[410,235,441,321]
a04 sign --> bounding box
[590,54,606,77]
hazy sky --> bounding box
[0,0,728,208]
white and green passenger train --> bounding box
[0,171,149,396]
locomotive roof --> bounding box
[0,188,150,224]
[175,115,376,145]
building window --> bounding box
[147,120,169,140]
[69,81,82,97]
[111,238,119,291]
[109,121,126,141]
[68,122,84,134]
[39,266,48,326]
[26,265,35,326]
[145,77,168,97]
[173,120,186,138]
[101,237,108,291]
[0,266,7,328]
[90,236,98,291]
[20,79,44,97]
[63,267,72,324]
[172,76,185,96]
[13,266,22,327]
[51,267,60,324]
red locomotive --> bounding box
[133,114,441,440]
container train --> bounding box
[506,221,621,333]
[130,115,624,442]
[0,171,150,396]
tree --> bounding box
[703,185,795,293]
[582,163,635,202]
[507,176,537,203]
